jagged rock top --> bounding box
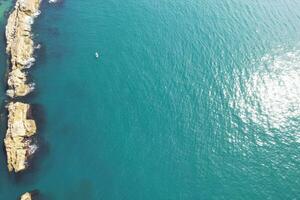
[5,0,41,97]
[6,102,36,137]
[20,192,32,200]
[4,102,37,172]
[17,0,41,14]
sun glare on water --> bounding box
[231,46,300,144]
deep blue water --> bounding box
[0,0,300,199]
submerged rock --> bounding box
[4,102,37,172]
[20,192,32,200]
[5,0,41,97]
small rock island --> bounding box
[20,192,32,200]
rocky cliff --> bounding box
[4,0,41,173]
[4,102,37,172]
[6,0,41,97]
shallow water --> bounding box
[0,0,300,199]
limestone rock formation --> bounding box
[4,102,37,172]
[6,0,41,97]
[20,192,32,200]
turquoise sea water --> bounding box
[0,0,300,199]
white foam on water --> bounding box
[28,144,38,155]
[49,0,58,3]
[29,82,36,92]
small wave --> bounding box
[26,15,34,25]
[6,90,14,98]
[34,10,41,17]
[35,44,41,49]
[49,0,58,3]
[28,144,38,155]
[24,57,36,68]
[29,83,36,92]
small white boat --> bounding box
[95,52,99,59]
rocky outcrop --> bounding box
[6,0,41,97]
[4,102,37,172]
[4,0,41,173]
[20,192,32,200]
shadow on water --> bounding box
[64,179,95,200]
[0,100,45,186]
[33,0,72,68]
[31,103,46,134]
[32,0,66,66]
[6,139,50,186]
[34,42,65,66]
[33,41,47,66]
[46,27,60,36]
[15,103,50,182]
[39,0,65,22]
[33,28,66,69]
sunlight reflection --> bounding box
[231,47,300,143]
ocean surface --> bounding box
[0,0,300,199]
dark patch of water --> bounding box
[8,134,50,186]
[64,179,95,200]
[0,102,49,187]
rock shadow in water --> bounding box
[4,104,50,185]
[64,179,95,200]
[34,42,47,66]
[46,27,60,36]
[10,136,50,185]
